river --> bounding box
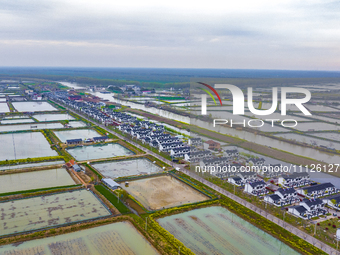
[58,82,340,164]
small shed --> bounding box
[102,178,121,190]
[66,138,82,145]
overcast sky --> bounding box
[0,0,339,70]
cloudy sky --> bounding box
[0,0,339,70]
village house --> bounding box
[228,176,243,186]
[278,172,310,188]
[204,140,221,151]
[246,158,265,166]
[296,182,338,198]
[323,194,340,209]
[224,149,239,158]
[264,187,300,207]
[288,198,326,219]
[188,138,203,148]
[244,180,268,196]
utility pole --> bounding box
[314,221,316,236]
[145,217,148,231]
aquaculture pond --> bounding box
[158,206,300,255]
[0,168,76,194]
[0,118,34,124]
[0,122,64,132]
[309,132,340,143]
[0,103,10,113]
[0,189,111,236]
[33,113,75,122]
[0,132,58,161]
[122,175,209,211]
[92,158,162,178]
[12,101,57,112]
[66,143,135,161]
[274,133,340,150]
[0,160,65,171]
[0,221,159,255]
[54,129,100,143]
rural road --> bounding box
[62,103,337,255]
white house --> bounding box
[296,182,338,198]
[278,172,310,187]
[288,198,326,219]
[323,194,340,209]
[265,187,300,207]
[244,180,268,196]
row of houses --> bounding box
[49,92,113,125]
[288,198,327,219]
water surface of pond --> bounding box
[0,168,75,194]
[92,158,162,178]
[158,206,299,255]
[0,221,159,255]
[12,101,57,112]
[0,132,58,161]
[67,143,135,161]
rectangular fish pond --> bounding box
[91,158,163,179]
[0,168,76,194]
[0,132,58,161]
[0,221,159,255]
[157,206,300,255]
[66,143,135,161]
[0,189,111,237]
[54,129,101,143]
[12,101,58,112]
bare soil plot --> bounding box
[122,175,209,211]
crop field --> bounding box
[92,158,162,178]
[0,221,159,255]
[54,129,100,143]
[0,189,111,236]
[122,175,209,210]
[67,143,135,161]
[0,132,58,161]
[12,101,57,112]
[158,206,299,255]
[0,168,76,194]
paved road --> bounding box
[64,104,337,255]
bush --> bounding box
[94,185,130,214]
[325,227,329,230]
[333,225,336,228]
